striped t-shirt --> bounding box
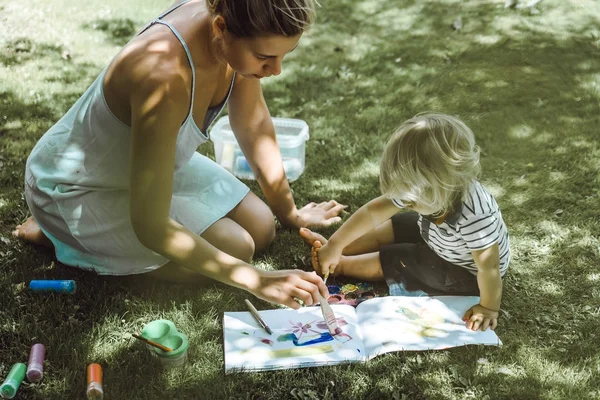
[392,180,510,276]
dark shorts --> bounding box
[379,212,479,296]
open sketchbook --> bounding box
[223,296,502,373]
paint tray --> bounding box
[326,283,377,307]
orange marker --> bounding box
[86,364,103,400]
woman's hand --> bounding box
[250,270,329,309]
[295,200,347,228]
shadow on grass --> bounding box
[0,38,65,67]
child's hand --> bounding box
[462,304,499,331]
[313,241,342,278]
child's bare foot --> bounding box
[310,239,344,278]
[311,239,323,274]
[12,216,53,248]
[299,227,328,247]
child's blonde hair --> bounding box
[206,0,317,38]
[379,113,481,216]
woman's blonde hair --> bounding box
[379,113,481,216]
[206,0,317,37]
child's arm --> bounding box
[462,243,502,331]
[316,195,399,276]
[227,76,345,229]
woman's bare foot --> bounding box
[12,216,54,248]
[299,227,328,246]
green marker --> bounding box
[0,363,26,399]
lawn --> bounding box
[1,0,599,399]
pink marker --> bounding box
[26,344,46,383]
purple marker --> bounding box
[29,280,76,294]
[26,344,46,383]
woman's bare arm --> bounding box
[126,61,327,308]
[227,76,346,228]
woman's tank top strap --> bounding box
[136,0,197,122]
[148,20,197,119]
[137,0,192,34]
[156,0,193,20]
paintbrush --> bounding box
[131,333,173,352]
[318,294,342,336]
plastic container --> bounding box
[151,331,189,368]
[140,320,189,368]
[209,116,309,182]
[140,319,177,351]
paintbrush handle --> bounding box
[318,294,342,336]
[245,299,273,335]
[131,334,172,352]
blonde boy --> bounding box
[301,113,510,331]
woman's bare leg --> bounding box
[12,216,54,248]
[145,216,256,284]
[146,192,276,284]
[226,191,276,252]
[299,219,395,256]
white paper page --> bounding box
[223,304,364,373]
[355,296,502,359]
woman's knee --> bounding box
[229,193,276,251]
[202,219,255,262]
[253,216,276,251]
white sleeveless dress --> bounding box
[24,1,249,275]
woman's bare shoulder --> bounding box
[108,28,192,98]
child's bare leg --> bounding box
[336,252,385,281]
[310,240,384,282]
[299,220,395,256]
[12,216,54,248]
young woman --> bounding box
[13,0,345,308]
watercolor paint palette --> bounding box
[326,283,378,307]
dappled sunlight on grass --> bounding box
[309,178,362,193]
[87,315,133,361]
[1,0,599,398]
[508,124,535,139]
[517,348,594,388]
[587,273,600,282]
[537,220,569,237]
[536,281,564,296]
[348,160,380,179]
[481,181,506,199]
[506,191,529,206]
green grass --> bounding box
[1,0,599,399]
